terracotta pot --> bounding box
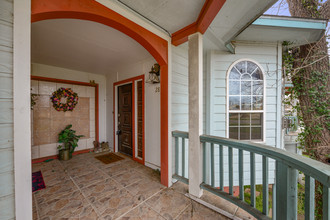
[59,149,70,161]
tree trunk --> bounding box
[286,1,329,218]
[286,0,330,163]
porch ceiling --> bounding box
[117,0,205,34]
[204,0,277,50]
[31,19,152,75]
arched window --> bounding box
[227,60,264,141]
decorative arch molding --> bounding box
[31,0,168,66]
[31,0,169,186]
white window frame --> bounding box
[226,58,266,143]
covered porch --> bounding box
[4,0,329,219]
[32,152,254,219]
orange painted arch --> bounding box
[31,0,169,186]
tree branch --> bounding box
[319,0,330,19]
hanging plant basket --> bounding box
[50,88,78,112]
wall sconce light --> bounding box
[146,63,160,84]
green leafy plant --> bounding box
[57,124,84,155]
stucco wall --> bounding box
[106,57,161,169]
[0,0,15,219]
[30,80,96,159]
[31,63,107,145]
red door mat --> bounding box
[32,171,46,192]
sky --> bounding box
[264,0,291,16]
[264,0,329,55]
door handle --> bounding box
[116,130,121,135]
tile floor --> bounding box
[32,152,254,220]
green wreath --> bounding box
[50,88,78,112]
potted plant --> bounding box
[58,124,84,160]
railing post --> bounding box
[188,32,203,198]
[305,175,315,220]
[276,161,298,220]
[175,137,179,175]
[323,186,330,220]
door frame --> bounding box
[113,75,145,164]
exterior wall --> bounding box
[30,80,96,159]
[206,42,282,185]
[106,57,161,169]
[0,1,15,219]
[31,63,107,144]
[171,45,189,132]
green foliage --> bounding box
[282,43,329,159]
[31,90,38,110]
[243,185,272,213]
[297,182,305,215]
[58,124,84,154]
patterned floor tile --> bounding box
[176,200,231,220]
[73,170,108,188]
[38,191,89,219]
[83,178,123,202]
[104,163,129,177]
[125,178,165,202]
[32,153,234,220]
[145,188,191,220]
[96,188,141,219]
[119,203,166,220]
[111,170,147,187]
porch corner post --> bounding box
[188,32,203,198]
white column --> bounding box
[14,0,32,219]
[188,33,203,198]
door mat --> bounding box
[32,171,46,192]
[95,153,124,164]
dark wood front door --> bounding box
[118,84,133,156]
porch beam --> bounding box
[188,32,203,198]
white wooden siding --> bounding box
[171,45,189,132]
[171,42,281,186]
[0,0,15,219]
[206,42,281,186]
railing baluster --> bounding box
[175,136,179,175]
[262,156,269,216]
[250,152,256,208]
[219,145,224,191]
[229,147,233,195]
[203,142,206,183]
[182,137,185,178]
[173,131,330,220]
[272,181,276,220]
[323,186,330,220]
[276,161,297,220]
[211,143,215,187]
[239,149,244,201]
[305,175,315,220]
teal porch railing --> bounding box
[172,131,330,220]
